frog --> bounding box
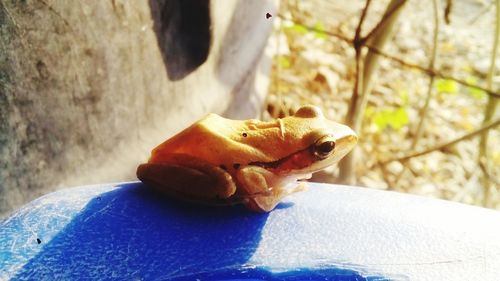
[136,105,357,212]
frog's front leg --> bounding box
[235,166,307,212]
[137,153,237,204]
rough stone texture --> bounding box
[0,0,277,217]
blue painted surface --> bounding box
[166,267,389,281]
[2,181,500,280]
[0,183,386,280]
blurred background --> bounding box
[1,0,498,218]
[264,0,500,209]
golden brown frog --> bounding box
[137,105,357,212]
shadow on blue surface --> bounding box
[168,267,390,281]
[10,183,388,280]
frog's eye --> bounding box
[313,136,336,159]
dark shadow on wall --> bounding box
[149,0,211,81]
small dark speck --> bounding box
[242,132,248,137]
[36,60,49,79]
[219,165,227,171]
[266,13,272,19]
[84,48,93,56]
[97,197,101,200]
[233,163,240,169]
[36,238,41,244]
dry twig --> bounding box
[381,118,500,164]
[478,0,500,206]
[277,15,500,99]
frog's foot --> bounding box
[137,153,236,204]
[235,166,308,212]
[247,182,308,212]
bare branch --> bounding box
[277,15,500,99]
[381,118,500,164]
[348,0,372,124]
[338,0,372,184]
[444,0,452,24]
[479,159,500,186]
[365,46,500,98]
[469,1,494,25]
[411,0,440,148]
[361,0,407,44]
[478,0,500,207]
[354,0,372,43]
[392,0,441,187]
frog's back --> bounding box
[148,113,311,166]
[149,114,262,165]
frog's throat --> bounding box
[247,145,315,171]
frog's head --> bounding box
[260,105,358,176]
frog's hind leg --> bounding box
[137,153,237,204]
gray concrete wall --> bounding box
[0,0,277,217]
